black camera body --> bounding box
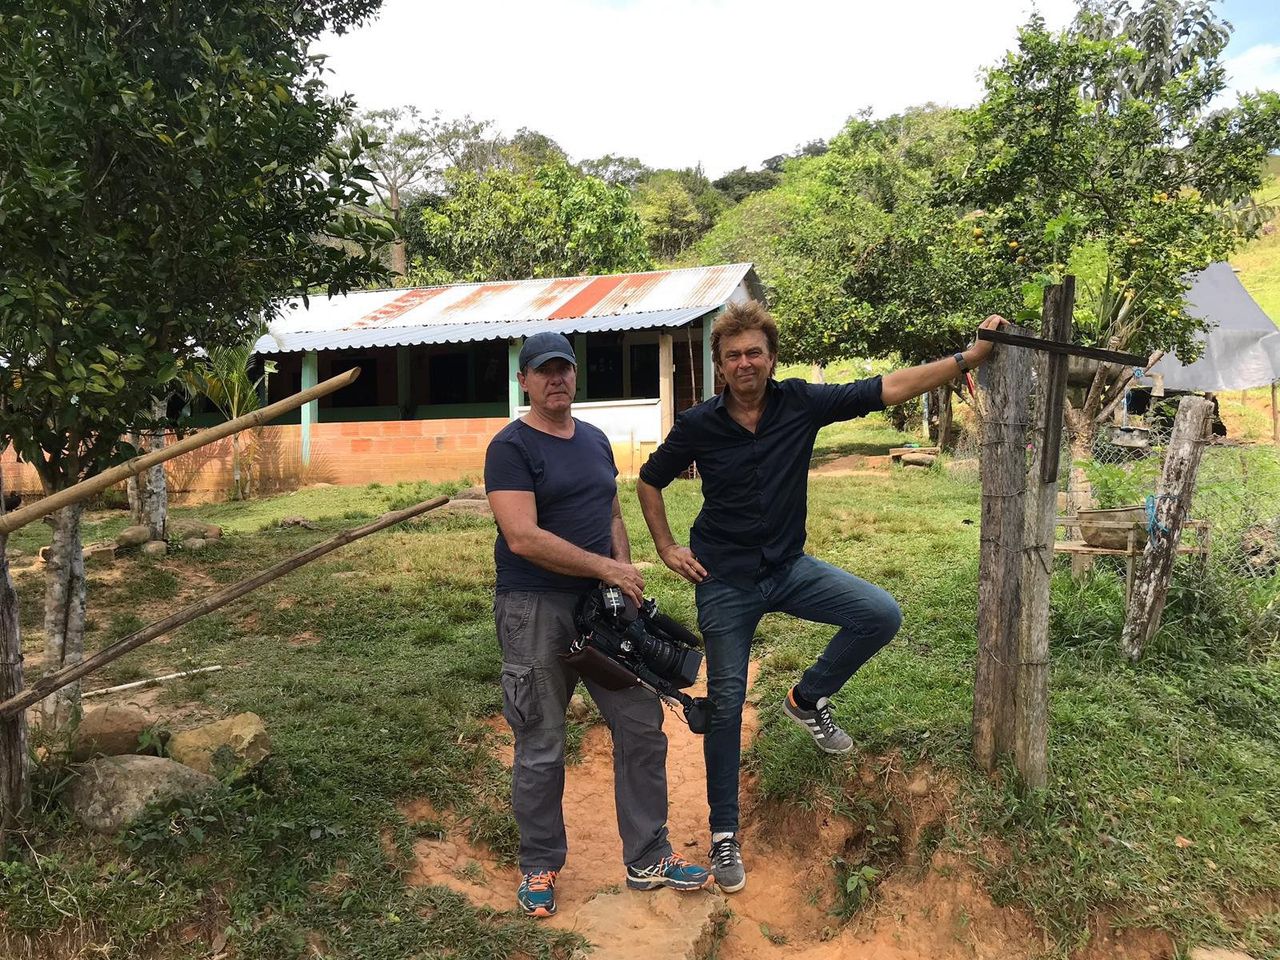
[567,585,717,734]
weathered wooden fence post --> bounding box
[1014,280,1074,790]
[972,290,1148,786]
[972,324,1033,774]
[1121,395,1214,660]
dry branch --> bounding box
[0,496,448,718]
[82,665,223,699]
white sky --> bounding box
[319,0,1280,178]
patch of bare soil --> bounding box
[810,456,891,476]
[402,668,1172,960]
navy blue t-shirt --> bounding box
[484,418,618,594]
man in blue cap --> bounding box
[485,331,711,918]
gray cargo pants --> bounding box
[495,590,673,874]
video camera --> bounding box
[565,585,717,734]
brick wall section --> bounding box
[0,417,509,501]
[0,447,42,495]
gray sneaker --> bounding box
[709,835,745,893]
[783,688,854,754]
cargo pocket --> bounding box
[500,661,541,730]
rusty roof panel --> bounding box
[262,264,755,352]
[254,306,716,353]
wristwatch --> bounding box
[953,352,969,374]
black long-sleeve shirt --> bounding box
[639,376,885,586]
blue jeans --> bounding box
[695,554,902,834]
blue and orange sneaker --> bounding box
[625,853,712,891]
[517,869,558,917]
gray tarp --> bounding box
[1149,261,1280,391]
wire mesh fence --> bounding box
[1086,411,1280,649]
[951,389,1280,653]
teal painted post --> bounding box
[396,347,411,418]
[508,340,522,419]
[574,334,587,401]
[702,311,719,399]
[301,351,318,465]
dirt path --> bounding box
[402,670,1170,960]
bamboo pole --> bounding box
[0,496,448,719]
[0,368,360,536]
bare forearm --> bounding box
[881,355,965,406]
[510,528,613,580]
[611,512,632,564]
[636,480,677,552]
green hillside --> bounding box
[1231,163,1280,321]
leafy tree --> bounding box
[769,106,987,366]
[498,127,569,174]
[1074,0,1231,99]
[340,106,454,276]
[580,154,651,188]
[0,0,391,726]
[961,8,1280,479]
[712,166,781,203]
[633,166,726,262]
[410,162,650,283]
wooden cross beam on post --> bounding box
[972,277,1147,789]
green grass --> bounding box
[3,429,1279,958]
[1232,174,1280,323]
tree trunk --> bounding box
[810,364,825,384]
[0,464,29,850]
[390,184,406,277]
[141,401,167,539]
[938,386,955,450]
[41,504,86,731]
[1121,396,1213,661]
[972,325,1033,775]
[925,387,942,443]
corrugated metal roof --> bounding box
[254,306,715,353]
[255,263,755,354]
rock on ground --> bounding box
[140,541,167,558]
[567,693,592,723]
[168,712,270,777]
[170,519,224,541]
[72,705,153,762]
[183,538,207,553]
[65,755,218,834]
[1189,950,1258,960]
[570,888,728,960]
[116,525,152,547]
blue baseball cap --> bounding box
[519,332,576,371]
